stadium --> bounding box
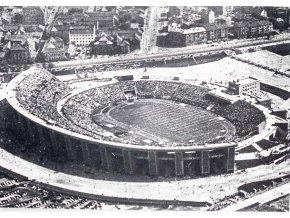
[2,66,275,178]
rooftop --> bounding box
[10,43,27,51]
[234,20,272,28]
[234,77,258,85]
[69,28,94,35]
[204,23,229,31]
[87,12,114,20]
[42,36,65,52]
[94,35,113,45]
[168,23,206,34]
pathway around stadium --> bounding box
[221,182,290,211]
[0,145,290,206]
[52,36,290,69]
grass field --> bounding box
[107,99,236,145]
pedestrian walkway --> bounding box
[221,182,290,211]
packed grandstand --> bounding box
[14,67,266,147]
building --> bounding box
[0,27,5,38]
[57,11,118,29]
[204,23,229,42]
[265,7,290,27]
[54,25,70,44]
[225,16,232,26]
[208,10,215,24]
[3,34,34,64]
[223,6,234,16]
[168,6,181,17]
[86,12,118,28]
[22,7,44,25]
[119,39,130,54]
[228,78,260,96]
[104,28,142,50]
[57,13,88,26]
[67,43,76,57]
[91,34,114,55]
[208,6,223,16]
[69,25,96,46]
[261,9,268,18]
[91,33,131,55]
[21,25,44,39]
[118,8,145,27]
[0,51,6,63]
[233,20,273,39]
[41,36,66,62]
[5,41,31,64]
[0,25,19,34]
[201,9,215,24]
[165,23,228,47]
[166,23,207,47]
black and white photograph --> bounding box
[0,0,290,214]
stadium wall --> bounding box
[260,83,290,100]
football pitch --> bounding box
[107,99,236,145]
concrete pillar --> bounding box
[37,125,46,149]
[105,148,114,171]
[226,147,235,173]
[11,109,18,131]
[85,143,99,167]
[49,131,58,156]
[21,115,29,134]
[86,143,95,166]
[99,146,114,171]
[148,151,159,176]
[64,136,75,161]
[38,126,54,157]
[81,140,93,166]
[30,121,39,143]
[122,149,136,174]
[26,119,35,143]
[16,113,25,137]
[99,146,107,169]
[200,150,210,175]
[175,151,184,176]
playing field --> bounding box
[107,99,236,145]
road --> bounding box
[51,34,290,70]
[140,7,160,54]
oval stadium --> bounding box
[3,67,272,178]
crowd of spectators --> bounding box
[15,72,266,146]
[16,68,72,122]
[214,100,266,136]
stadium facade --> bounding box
[4,67,277,178]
